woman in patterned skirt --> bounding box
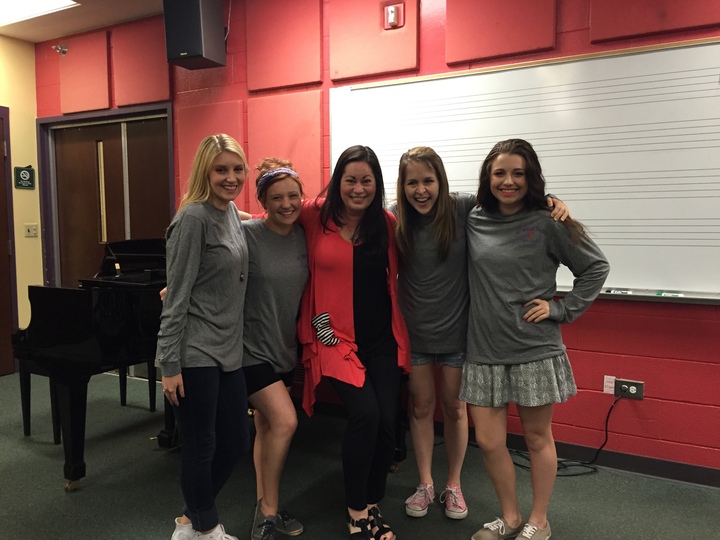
[462,139,609,540]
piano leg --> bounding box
[18,359,64,445]
[54,377,90,491]
[390,375,409,473]
[50,381,61,445]
[147,360,157,413]
[118,362,157,412]
[19,361,32,437]
[119,366,128,406]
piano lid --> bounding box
[91,238,166,282]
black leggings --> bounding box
[173,366,250,531]
[329,352,402,511]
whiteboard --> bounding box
[329,42,720,295]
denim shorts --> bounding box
[410,351,466,368]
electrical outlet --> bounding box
[24,223,38,237]
[614,379,644,400]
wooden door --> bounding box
[0,116,14,375]
[126,118,172,239]
[55,124,124,287]
[53,119,170,287]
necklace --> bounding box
[342,223,359,244]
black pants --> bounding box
[329,352,402,511]
[173,366,250,531]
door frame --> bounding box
[1,106,19,336]
[37,102,174,286]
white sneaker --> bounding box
[196,524,239,540]
[171,518,195,540]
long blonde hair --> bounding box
[179,134,248,210]
[395,146,456,262]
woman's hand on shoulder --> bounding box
[523,298,550,323]
[546,196,570,222]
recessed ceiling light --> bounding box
[0,1,79,27]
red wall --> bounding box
[34,0,720,470]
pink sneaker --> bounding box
[440,483,468,519]
[405,483,435,517]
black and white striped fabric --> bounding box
[311,312,339,346]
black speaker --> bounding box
[163,0,226,70]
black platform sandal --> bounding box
[347,513,373,540]
[368,506,396,540]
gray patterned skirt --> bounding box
[459,353,577,408]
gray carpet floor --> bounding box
[0,372,717,539]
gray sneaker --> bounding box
[275,510,304,536]
[471,517,524,540]
[518,521,551,540]
[251,504,277,540]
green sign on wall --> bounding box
[14,166,35,190]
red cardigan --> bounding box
[297,199,411,416]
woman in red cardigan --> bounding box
[296,145,411,540]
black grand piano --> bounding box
[12,239,169,490]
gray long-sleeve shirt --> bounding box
[155,201,248,377]
[392,193,477,353]
[241,219,308,373]
[466,207,609,365]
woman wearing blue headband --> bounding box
[242,159,308,540]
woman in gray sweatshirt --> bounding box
[393,147,568,523]
[241,160,308,540]
[462,139,610,540]
[157,134,250,540]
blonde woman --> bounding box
[157,134,250,540]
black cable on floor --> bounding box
[509,389,627,477]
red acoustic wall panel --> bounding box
[446,0,556,64]
[175,101,244,207]
[35,42,62,117]
[112,17,171,107]
[59,31,110,113]
[418,0,452,74]
[329,0,418,81]
[590,0,720,43]
[246,0,322,91]
[247,90,323,214]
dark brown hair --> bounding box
[477,139,587,243]
[317,145,388,252]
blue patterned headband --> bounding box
[256,167,299,194]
